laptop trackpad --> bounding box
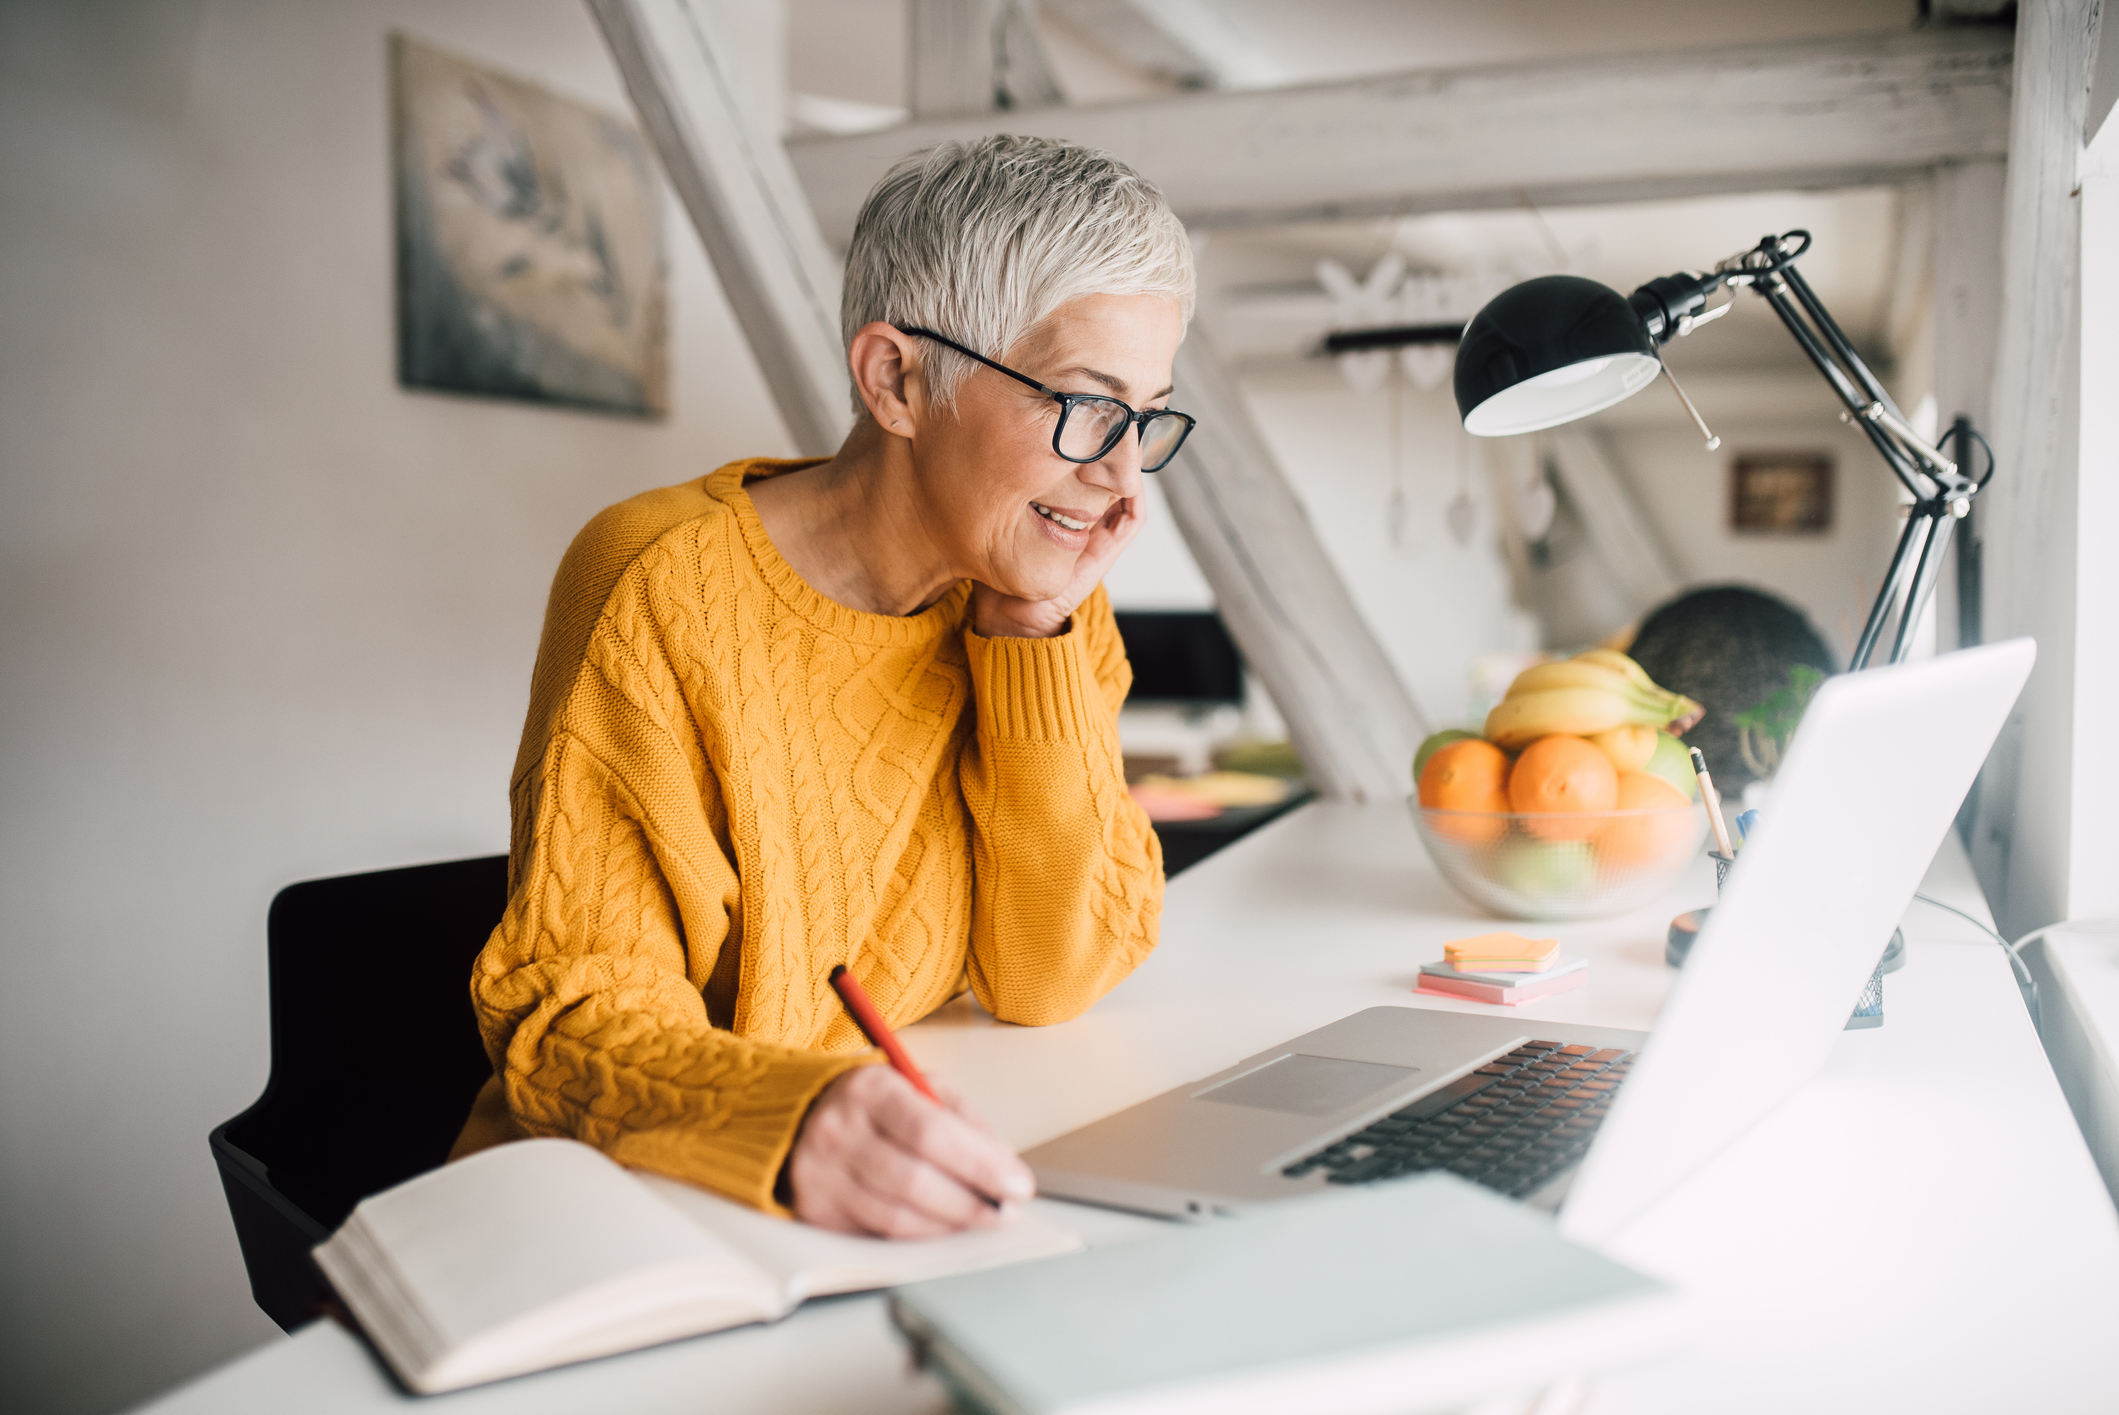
[1194,1054,1419,1116]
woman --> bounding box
[452,136,1195,1239]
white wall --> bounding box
[0,3,791,1411]
[1596,415,1908,664]
[1240,368,1533,729]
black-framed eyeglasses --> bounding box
[899,327,1197,473]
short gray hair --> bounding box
[841,135,1195,413]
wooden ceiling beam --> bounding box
[788,28,2014,246]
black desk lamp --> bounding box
[1451,231,1995,670]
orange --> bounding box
[1417,738,1512,842]
[1508,734,1618,839]
[1596,769,1696,867]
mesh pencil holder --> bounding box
[1847,964,1886,1028]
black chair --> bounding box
[210,854,507,1330]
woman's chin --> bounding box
[978,542,1079,602]
[977,561,1072,605]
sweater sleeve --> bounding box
[470,563,871,1213]
[957,585,1163,1025]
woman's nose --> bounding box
[1086,430,1146,497]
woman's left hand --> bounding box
[970,495,1143,639]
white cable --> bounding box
[1910,893,2041,1031]
[1908,903,2119,1031]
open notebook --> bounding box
[314,1137,1082,1394]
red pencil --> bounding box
[827,965,940,1102]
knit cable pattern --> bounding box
[464,463,1163,1212]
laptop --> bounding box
[1025,639,2036,1244]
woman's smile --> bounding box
[1030,501,1098,533]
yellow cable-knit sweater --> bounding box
[452,459,1163,1213]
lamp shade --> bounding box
[1453,275,1661,436]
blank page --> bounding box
[323,1139,756,1362]
[634,1171,1084,1298]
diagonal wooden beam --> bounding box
[1160,326,1430,801]
[1544,425,1681,620]
[589,0,853,454]
[788,29,2015,246]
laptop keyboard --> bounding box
[1280,1041,1634,1200]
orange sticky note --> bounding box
[1443,932,1561,971]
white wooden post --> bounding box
[2072,119,2119,923]
[1966,0,2103,937]
[1930,157,2008,652]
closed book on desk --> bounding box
[888,1175,1683,1415]
[313,1138,1081,1394]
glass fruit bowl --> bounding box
[1409,796,1709,921]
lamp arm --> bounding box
[1632,233,1968,496]
[1889,506,1959,664]
[1773,260,1897,414]
[1750,279,1933,499]
[1622,230,1998,670]
[1767,262,1969,492]
[1850,504,1937,669]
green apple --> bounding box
[1496,838,1597,898]
[1643,731,1700,800]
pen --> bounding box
[1690,746,1737,858]
[828,966,1005,1210]
[827,965,940,1103]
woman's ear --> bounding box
[847,322,922,438]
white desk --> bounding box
[139,803,2119,1414]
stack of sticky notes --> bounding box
[1417,932,1586,1006]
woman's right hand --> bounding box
[786,1065,1036,1237]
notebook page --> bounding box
[327,1139,769,1364]
[633,1171,1084,1300]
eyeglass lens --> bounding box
[1138,413,1189,471]
[1055,399,1128,462]
[1055,398,1191,471]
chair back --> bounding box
[210,854,506,1328]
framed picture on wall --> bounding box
[391,34,668,418]
[1730,453,1833,534]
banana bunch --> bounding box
[1484,650,1704,751]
